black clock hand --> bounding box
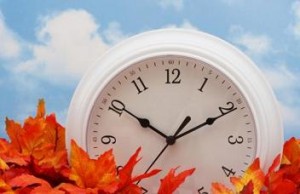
[175,107,237,140]
[142,116,191,176]
[123,108,168,138]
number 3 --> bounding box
[228,135,244,145]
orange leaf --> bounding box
[56,183,88,194]
[69,140,118,193]
[0,177,12,192]
[5,100,68,184]
[117,147,160,193]
[211,182,234,194]
[5,118,24,152]
[267,154,281,175]
[281,137,300,165]
[157,167,195,194]
[8,174,51,190]
[0,157,8,171]
[230,158,264,194]
[0,138,28,167]
[36,99,45,118]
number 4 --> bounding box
[222,166,236,177]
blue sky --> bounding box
[0,0,299,140]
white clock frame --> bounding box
[66,29,283,172]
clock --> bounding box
[66,29,283,193]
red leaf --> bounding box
[211,182,234,194]
[157,167,195,194]
[8,174,50,190]
[240,181,254,194]
[270,179,296,194]
[117,147,161,192]
[56,183,88,194]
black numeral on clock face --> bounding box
[228,135,244,145]
[141,187,148,193]
[165,68,181,84]
[101,135,116,144]
[198,77,208,92]
[108,100,125,116]
[222,166,236,177]
[198,187,208,194]
[131,77,149,94]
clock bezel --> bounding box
[66,29,283,172]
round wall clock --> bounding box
[66,29,283,193]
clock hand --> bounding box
[141,116,191,177]
[166,116,191,145]
[175,107,237,140]
[123,108,168,138]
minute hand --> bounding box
[175,107,237,140]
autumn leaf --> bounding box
[36,98,46,118]
[116,147,161,193]
[240,181,254,194]
[0,176,12,193]
[230,158,264,194]
[6,173,65,193]
[211,182,234,194]
[281,137,300,165]
[0,138,28,167]
[157,167,195,194]
[56,183,89,194]
[69,140,119,193]
[3,99,68,186]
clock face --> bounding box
[86,55,256,193]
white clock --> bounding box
[66,29,283,193]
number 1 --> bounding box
[198,77,208,92]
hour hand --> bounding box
[123,108,168,139]
[175,102,237,139]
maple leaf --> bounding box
[281,137,300,166]
[157,167,195,194]
[4,99,68,185]
[240,181,254,194]
[56,183,89,194]
[0,176,12,193]
[116,147,161,194]
[69,139,119,193]
[211,182,234,194]
[0,138,28,167]
[7,173,64,193]
[230,158,264,194]
[263,138,300,193]
[0,157,8,171]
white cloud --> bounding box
[291,1,300,38]
[0,11,21,59]
[103,22,127,45]
[262,65,298,91]
[280,103,300,131]
[229,25,271,57]
[13,9,114,84]
[262,64,300,134]
[158,0,183,11]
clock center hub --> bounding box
[166,135,176,145]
